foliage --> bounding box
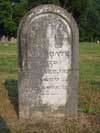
[0,0,16,37]
[0,0,100,41]
[28,0,60,9]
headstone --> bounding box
[17,5,79,119]
[5,37,8,42]
[97,40,100,44]
[0,36,8,45]
[1,35,6,43]
[10,37,17,43]
[10,37,15,42]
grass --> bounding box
[0,42,100,132]
[0,44,18,80]
[79,42,100,114]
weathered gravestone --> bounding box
[17,5,79,119]
[1,36,6,43]
[10,37,16,43]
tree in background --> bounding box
[12,0,28,30]
[28,0,60,9]
[78,0,100,41]
[0,0,16,38]
[0,0,27,38]
[0,0,100,41]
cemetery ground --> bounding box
[0,42,100,132]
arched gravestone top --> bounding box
[17,5,79,119]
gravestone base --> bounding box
[19,111,77,121]
[18,116,78,133]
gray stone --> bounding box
[1,36,6,43]
[97,40,100,44]
[17,5,79,119]
[10,37,16,43]
[0,36,9,44]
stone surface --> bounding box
[17,5,79,119]
[10,37,16,43]
[0,36,6,43]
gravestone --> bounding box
[10,37,16,43]
[17,5,79,119]
[1,36,6,43]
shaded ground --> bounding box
[0,42,100,132]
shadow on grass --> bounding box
[4,80,19,117]
[0,116,11,133]
[90,80,100,88]
[87,80,100,91]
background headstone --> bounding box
[1,36,6,43]
[10,37,16,43]
[17,5,79,119]
[97,40,100,44]
[0,35,8,45]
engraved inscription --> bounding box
[41,24,71,110]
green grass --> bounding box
[80,42,100,80]
[79,42,100,114]
[79,42,100,91]
[0,44,18,80]
[0,42,100,132]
